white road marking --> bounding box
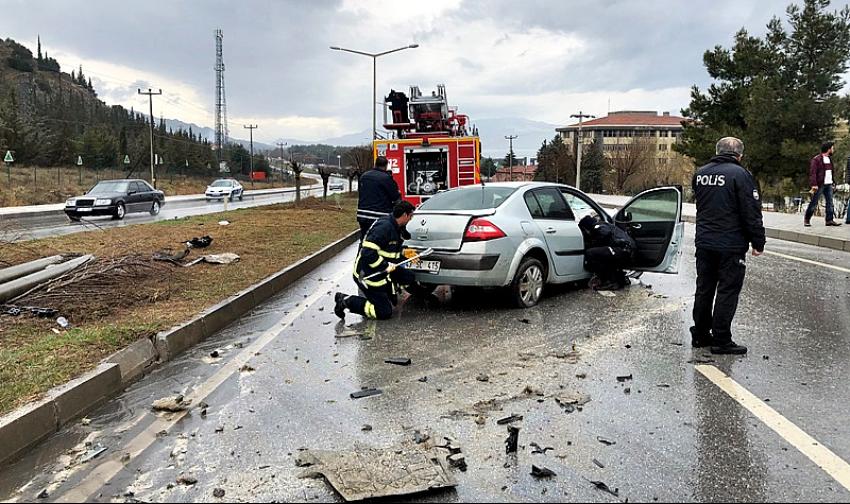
[764,250,850,274]
[696,365,850,492]
[55,267,349,503]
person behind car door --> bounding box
[578,214,636,291]
[691,137,765,356]
[804,141,842,227]
[356,156,402,239]
[335,201,416,320]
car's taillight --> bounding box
[464,218,506,242]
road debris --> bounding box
[657,383,671,388]
[616,374,633,382]
[447,453,467,472]
[597,290,616,297]
[476,374,489,383]
[361,424,373,432]
[385,357,412,366]
[496,414,524,425]
[687,357,716,364]
[590,480,620,497]
[298,447,457,501]
[596,436,616,446]
[531,465,556,478]
[475,416,486,426]
[335,330,365,339]
[413,430,431,444]
[176,474,198,486]
[80,444,107,463]
[519,318,531,324]
[530,442,554,455]
[218,220,230,226]
[554,392,591,409]
[418,376,428,383]
[199,253,240,265]
[593,458,605,468]
[350,388,382,399]
[56,316,70,329]
[152,395,192,413]
[240,364,255,373]
[186,235,213,249]
[213,488,226,498]
[505,426,520,454]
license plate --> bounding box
[409,260,440,274]
[76,208,91,212]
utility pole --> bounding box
[276,141,288,186]
[244,124,258,189]
[570,111,595,190]
[505,135,517,181]
[138,88,162,188]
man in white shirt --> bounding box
[804,141,842,227]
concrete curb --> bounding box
[0,229,359,467]
[598,203,850,252]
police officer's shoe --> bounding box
[710,341,748,355]
[804,218,812,227]
[691,337,712,348]
[826,221,843,226]
[334,293,348,319]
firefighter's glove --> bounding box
[386,263,398,273]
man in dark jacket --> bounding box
[335,201,417,320]
[804,141,842,227]
[357,156,402,239]
[691,137,765,355]
[579,214,636,291]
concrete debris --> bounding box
[152,395,191,413]
[176,474,198,486]
[505,426,520,454]
[385,357,412,366]
[554,392,591,409]
[350,388,382,399]
[298,447,457,501]
[530,465,556,478]
[496,414,523,425]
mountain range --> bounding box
[164,117,561,159]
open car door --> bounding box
[614,186,684,274]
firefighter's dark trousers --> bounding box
[346,268,416,320]
[584,246,632,282]
[691,248,747,346]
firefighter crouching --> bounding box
[335,201,417,320]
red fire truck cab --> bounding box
[373,85,481,206]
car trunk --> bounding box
[406,210,495,252]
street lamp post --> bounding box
[330,44,419,140]
[570,111,595,190]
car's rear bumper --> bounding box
[65,206,115,218]
[408,247,514,287]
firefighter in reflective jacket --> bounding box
[335,201,417,320]
[356,156,402,239]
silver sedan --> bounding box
[403,182,684,307]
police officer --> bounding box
[578,214,636,290]
[335,201,417,320]
[357,156,401,239]
[691,137,765,355]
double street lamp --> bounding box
[330,44,419,140]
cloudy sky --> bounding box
[0,0,793,144]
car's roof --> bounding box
[461,181,578,190]
[97,179,137,183]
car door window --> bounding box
[560,190,598,220]
[532,188,574,220]
[130,182,143,194]
[524,192,544,218]
[618,189,678,222]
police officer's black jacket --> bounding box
[357,168,401,222]
[692,154,766,253]
[354,215,405,290]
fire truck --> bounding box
[373,84,481,206]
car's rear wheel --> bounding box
[510,257,545,308]
[150,200,161,216]
[112,202,126,220]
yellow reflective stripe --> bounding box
[361,241,381,251]
[378,250,400,259]
[363,278,388,288]
[365,302,377,319]
[369,256,385,268]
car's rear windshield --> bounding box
[88,181,129,194]
[418,186,517,211]
[211,180,232,187]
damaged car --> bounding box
[403,182,684,307]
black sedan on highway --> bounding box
[65,179,165,221]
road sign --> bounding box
[4,151,13,163]
[123,155,130,165]
[76,156,83,166]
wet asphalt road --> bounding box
[1,227,850,503]
[3,176,349,241]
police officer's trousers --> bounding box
[691,248,747,345]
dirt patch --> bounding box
[0,195,357,414]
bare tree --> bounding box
[317,163,334,200]
[605,136,657,194]
[290,160,303,203]
[344,145,373,192]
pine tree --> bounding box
[37,35,42,61]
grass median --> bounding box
[0,193,357,415]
